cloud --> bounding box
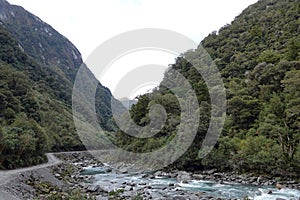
[118,0,142,6]
[7,0,258,60]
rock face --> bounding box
[0,0,82,80]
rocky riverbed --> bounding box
[2,152,300,200]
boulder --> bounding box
[192,174,204,180]
[206,169,217,175]
[177,171,192,182]
[213,173,223,178]
[173,196,186,200]
[276,183,284,190]
[86,185,105,194]
[267,190,273,194]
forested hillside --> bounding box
[0,0,120,169]
[116,0,300,177]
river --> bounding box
[82,165,300,200]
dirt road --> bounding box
[0,153,62,200]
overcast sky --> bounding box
[7,0,258,99]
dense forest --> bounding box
[115,0,300,178]
[0,0,299,179]
[0,0,119,169]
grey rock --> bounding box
[192,174,204,180]
[96,197,108,200]
[177,171,192,182]
[173,195,186,200]
[206,169,217,175]
[86,185,105,194]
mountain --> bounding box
[116,0,300,176]
[0,0,117,128]
[119,97,137,110]
[0,0,81,81]
[0,0,120,169]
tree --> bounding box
[3,107,16,124]
[286,37,300,61]
[227,95,260,131]
[130,95,151,126]
[258,91,299,162]
[0,127,4,155]
[282,70,300,130]
[258,50,281,64]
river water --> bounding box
[82,166,300,200]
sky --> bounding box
[7,0,258,99]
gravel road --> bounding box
[0,153,62,200]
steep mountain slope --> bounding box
[116,0,300,176]
[0,25,70,168]
[0,0,120,169]
[0,0,117,130]
[0,0,81,81]
[202,0,300,77]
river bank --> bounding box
[1,151,299,200]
